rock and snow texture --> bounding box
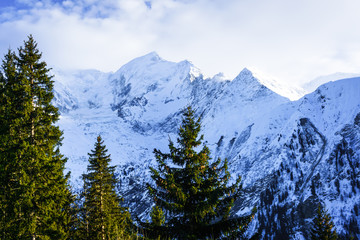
[53,52,360,239]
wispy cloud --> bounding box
[1,0,360,85]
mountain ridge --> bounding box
[52,53,360,239]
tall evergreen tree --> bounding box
[81,135,132,240]
[143,106,255,240]
[0,36,72,239]
[310,203,338,240]
[0,49,21,239]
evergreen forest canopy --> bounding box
[0,36,341,239]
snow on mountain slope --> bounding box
[302,72,360,93]
[201,68,289,144]
[110,52,198,130]
[251,70,306,101]
[54,53,290,183]
[52,53,360,239]
[297,77,360,137]
[250,78,360,238]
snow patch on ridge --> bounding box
[251,69,306,101]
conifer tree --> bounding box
[143,106,255,240]
[0,36,73,239]
[0,49,21,239]
[150,206,165,227]
[81,135,133,240]
[310,203,338,240]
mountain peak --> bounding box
[232,68,260,86]
[235,68,253,79]
[231,68,305,101]
[240,67,253,75]
[128,51,162,65]
[142,51,161,61]
[114,52,166,77]
[227,67,295,102]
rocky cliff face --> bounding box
[53,53,360,239]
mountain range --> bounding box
[52,52,360,239]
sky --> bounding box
[0,0,360,87]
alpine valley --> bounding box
[53,52,360,239]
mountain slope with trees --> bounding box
[142,106,255,239]
[1,38,359,239]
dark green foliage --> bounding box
[150,206,165,227]
[80,135,133,240]
[0,36,73,239]
[310,204,338,240]
[143,106,255,239]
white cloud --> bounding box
[1,0,360,86]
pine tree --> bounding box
[143,106,255,240]
[310,203,338,240]
[150,206,165,227]
[0,36,73,239]
[0,49,21,239]
[81,135,133,240]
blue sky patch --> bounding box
[144,1,152,9]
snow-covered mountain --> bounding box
[53,52,360,239]
[302,72,360,93]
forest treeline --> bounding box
[0,36,338,240]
